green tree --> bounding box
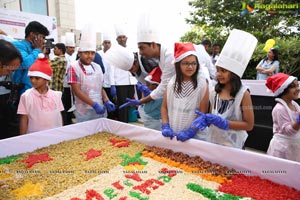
[183,0,299,42]
[181,0,300,78]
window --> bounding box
[20,0,48,16]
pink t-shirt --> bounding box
[17,88,64,133]
[272,103,300,136]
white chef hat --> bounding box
[78,24,96,52]
[215,29,257,77]
[102,32,112,41]
[65,32,75,47]
[104,44,134,71]
[137,12,161,44]
[115,23,128,37]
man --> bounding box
[63,32,77,125]
[12,21,49,94]
[49,43,67,92]
[110,24,137,123]
[201,39,212,55]
[98,33,116,120]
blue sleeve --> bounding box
[93,52,105,74]
[13,41,41,70]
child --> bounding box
[68,24,115,122]
[265,73,300,162]
[17,55,64,134]
[139,67,163,130]
[161,42,209,142]
[192,29,257,148]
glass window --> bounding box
[20,0,48,16]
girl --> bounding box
[256,48,279,80]
[161,42,209,142]
[17,55,64,134]
[265,73,300,162]
[192,29,256,149]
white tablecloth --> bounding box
[1,118,299,189]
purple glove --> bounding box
[191,110,208,131]
[104,100,116,112]
[136,82,151,96]
[161,123,175,139]
[176,127,197,142]
[110,85,117,97]
[92,102,105,115]
[296,114,300,123]
[119,98,140,109]
[205,113,229,130]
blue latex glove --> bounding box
[133,110,139,116]
[136,82,151,96]
[119,98,140,109]
[92,102,105,115]
[191,110,208,131]
[176,127,197,142]
[104,100,116,112]
[161,123,175,139]
[205,113,229,130]
[110,85,117,97]
[296,114,300,123]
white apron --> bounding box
[208,85,248,149]
[167,72,207,138]
[267,98,300,162]
[74,62,106,122]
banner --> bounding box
[0,8,57,41]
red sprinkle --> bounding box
[109,138,130,148]
[112,181,124,190]
[125,173,143,182]
[80,149,102,161]
[21,153,53,169]
[218,174,300,200]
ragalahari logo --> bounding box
[240,2,255,15]
[240,1,299,15]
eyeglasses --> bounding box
[181,62,197,68]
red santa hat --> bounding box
[174,42,197,63]
[28,54,52,80]
[265,73,297,96]
[145,67,162,85]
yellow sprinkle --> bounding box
[12,182,44,199]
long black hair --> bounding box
[174,55,199,94]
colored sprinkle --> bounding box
[187,183,243,200]
[219,174,300,200]
[20,153,53,169]
[0,154,22,165]
[12,182,44,199]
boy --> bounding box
[67,24,115,122]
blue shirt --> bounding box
[12,40,42,94]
